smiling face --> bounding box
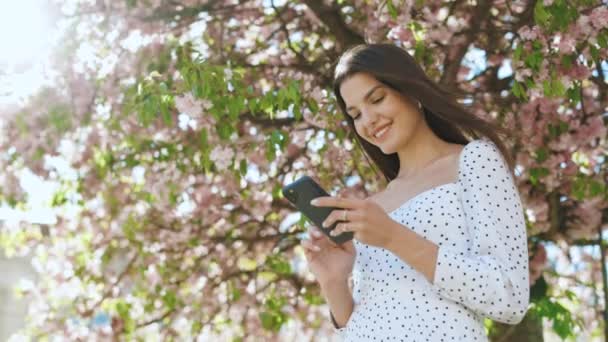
[339,72,425,155]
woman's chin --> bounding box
[378,144,395,155]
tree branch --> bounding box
[301,0,364,49]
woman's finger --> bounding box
[310,196,361,210]
[321,209,349,230]
[301,239,321,252]
[310,226,334,246]
[308,226,324,240]
[331,221,360,237]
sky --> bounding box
[0,0,63,225]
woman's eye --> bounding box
[352,113,361,120]
[372,96,384,104]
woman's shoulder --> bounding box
[458,138,512,184]
[460,138,506,166]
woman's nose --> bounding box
[360,109,378,128]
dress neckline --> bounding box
[385,139,475,215]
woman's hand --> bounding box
[311,196,397,249]
[300,226,356,286]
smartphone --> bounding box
[282,176,354,245]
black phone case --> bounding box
[282,176,354,244]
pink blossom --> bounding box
[529,197,549,222]
[426,27,453,44]
[576,115,607,143]
[550,133,577,150]
[589,6,608,29]
[302,108,328,129]
[538,59,550,81]
[387,26,414,43]
[175,93,203,117]
[518,25,539,40]
[557,34,576,53]
[568,198,607,239]
[576,15,594,36]
[538,98,559,115]
[563,160,579,176]
[519,108,537,136]
[310,87,324,103]
[515,151,533,168]
[193,186,214,207]
[515,68,532,82]
[545,153,566,169]
[210,146,235,170]
[568,63,591,80]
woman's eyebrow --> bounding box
[346,85,383,112]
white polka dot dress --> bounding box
[330,139,530,341]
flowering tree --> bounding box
[1,0,607,340]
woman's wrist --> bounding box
[319,275,350,293]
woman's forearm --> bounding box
[319,277,354,328]
[385,220,439,284]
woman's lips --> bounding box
[373,123,391,141]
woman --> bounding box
[300,44,529,341]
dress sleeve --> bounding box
[431,139,530,324]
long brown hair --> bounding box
[333,43,514,183]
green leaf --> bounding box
[259,312,279,331]
[160,102,172,125]
[228,280,241,302]
[266,254,291,275]
[162,290,178,310]
[303,291,325,305]
[529,167,549,186]
[589,180,605,197]
[386,0,398,19]
[200,128,209,150]
[535,147,549,163]
[530,297,578,339]
[513,44,523,61]
[590,45,600,63]
[598,31,608,49]
[571,176,587,200]
[116,300,131,320]
[561,54,573,70]
[414,40,427,65]
[239,159,247,176]
[270,130,287,151]
[238,257,257,271]
[566,83,581,104]
[524,50,543,71]
[534,1,551,27]
[216,121,233,141]
[511,81,526,99]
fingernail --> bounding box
[310,199,318,205]
[322,220,328,228]
[314,245,321,251]
[330,230,337,236]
